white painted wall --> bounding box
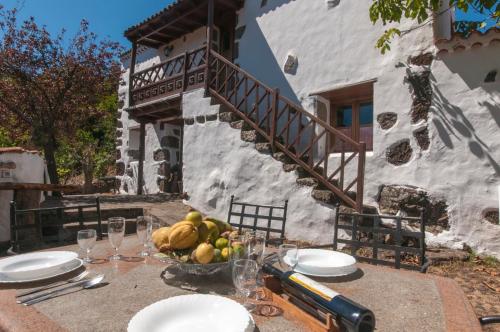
[182,90,338,244]
[0,151,47,243]
[230,0,500,257]
[120,0,500,256]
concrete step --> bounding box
[255,143,272,154]
[311,189,338,205]
[219,112,239,123]
[296,177,318,187]
[230,120,244,129]
[273,152,291,163]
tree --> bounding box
[370,0,500,53]
[0,5,122,184]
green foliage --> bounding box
[370,0,500,52]
[55,93,118,184]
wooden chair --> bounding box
[9,197,103,253]
[227,195,288,246]
[330,206,430,273]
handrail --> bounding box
[132,53,185,78]
[210,50,362,150]
[207,49,366,211]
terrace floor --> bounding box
[6,195,500,330]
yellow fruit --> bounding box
[151,227,171,250]
[204,218,233,234]
[221,247,233,261]
[185,211,203,227]
[199,220,220,244]
[215,237,229,250]
[195,243,215,264]
[168,223,199,249]
[172,220,198,229]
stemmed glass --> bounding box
[77,229,97,263]
[232,259,259,311]
[278,244,299,271]
[136,216,152,256]
[108,217,125,261]
[244,231,266,265]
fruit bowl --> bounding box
[153,253,230,276]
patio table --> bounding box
[0,236,481,332]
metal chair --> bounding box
[227,195,288,246]
[331,206,430,273]
[10,197,103,253]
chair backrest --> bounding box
[227,195,288,245]
[333,206,427,272]
[10,197,102,253]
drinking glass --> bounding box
[228,233,248,261]
[108,217,125,261]
[148,221,161,251]
[244,231,266,265]
[278,244,299,271]
[136,216,152,256]
[77,229,97,263]
[232,259,259,310]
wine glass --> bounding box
[278,244,299,271]
[244,231,266,265]
[136,216,152,256]
[232,259,259,310]
[77,229,97,263]
[148,220,161,251]
[108,217,125,261]
[228,233,248,261]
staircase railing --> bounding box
[207,50,366,212]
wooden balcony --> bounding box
[129,46,207,107]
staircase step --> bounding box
[311,189,338,204]
[273,152,291,163]
[230,120,244,129]
[241,130,257,142]
[255,143,272,154]
[282,164,309,178]
[219,112,238,123]
[296,177,318,187]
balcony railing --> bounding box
[130,46,207,106]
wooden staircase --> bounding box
[206,50,366,212]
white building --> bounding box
[116,0,500,257]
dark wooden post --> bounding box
[204,0,214,96]
[182,51,189,91]
[356,142,366,212]
[128,42,138,107]
[137,121,146,195]
[270,88,280,151]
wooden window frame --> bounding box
[331,97,373,152]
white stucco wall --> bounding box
[0,151,47,243]
[229,0,500,257]
[119,0,500,256]
[182,89,338,244]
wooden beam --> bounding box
[137,1,207,44]
[0,183,80,193]
[128,43,138,107]
[205,0,214,96]
[137,122,146,195]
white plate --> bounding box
[0,259,83,284]
[128,294,255,332]
[0,251,78,279]
[284,249,357,277]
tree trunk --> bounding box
[83,165,94,194]
[43,136,60,185]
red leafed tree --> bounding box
[0,6,122,184]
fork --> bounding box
[16,271,89,298]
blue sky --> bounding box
[0,0,496,48]
[0,0,174,46]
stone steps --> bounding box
[217,105,350,208]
